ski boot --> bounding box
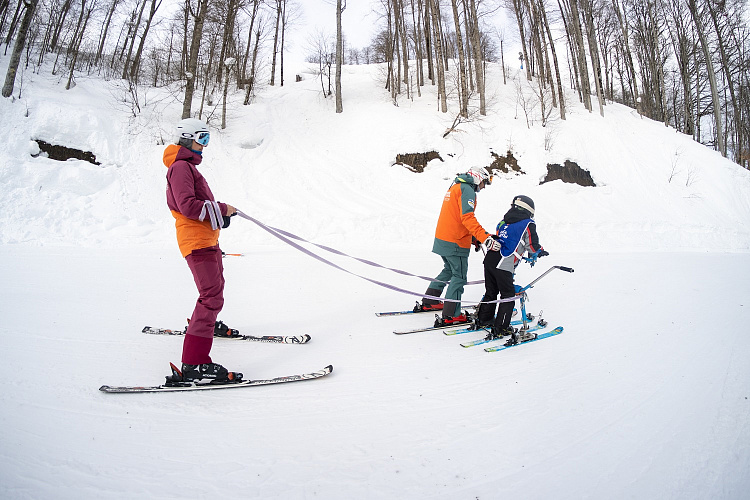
[484,326,516,341]
[184,319,241,338]
[181,362,243,383]
[471,318,494,331]
[213,320,241,338]
[505,328,538,346]
[414,301,444,313]
[165,362,243,385]
[165,363,190,386]
[434,312,469,328]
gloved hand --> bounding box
[472,237,482,252]
[222,205,237,229]
[538,249,549,258]
[526,251,539,267]
[484,235,501,252]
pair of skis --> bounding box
[379,265,573,351]
[100,326,328,394]
[384,310,563,351]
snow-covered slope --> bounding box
[1,59,749,499]
[2,62,749,252]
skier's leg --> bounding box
[422,258,452,308]
[477,253,501,325]
[182,245,225,365]
[442,255,468,318]
[494,270,516,331]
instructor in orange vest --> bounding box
[418,167,499,326]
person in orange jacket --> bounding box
[163,118,240,383]
[417,167,500,326]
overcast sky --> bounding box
[285,0,382,67]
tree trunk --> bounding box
[567,0,592,111]
[539,0,565,119]
[512,0,532,81]
[270,0,281,85]
[49,0,73,53]
[707,2,740,162]
[181,0,209,119]
[122,0,147,79]
[612,0,639,113]
[335,0,344,112]
[429,0,446,112]
[468,0,485,114]
[240,0,259,86]
[580,0,604,116]
[243,25,261,105]
[424,0,434,84]
[687,0,724,156]
[450,0,468,117]
[411,0,424,90]
[66,0,91,90]
[217,0,238,85]
[129,0,161,83]
[2,0,36,98]
[95,0,121,66]
[280,0,288,86]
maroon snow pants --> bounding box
[182,245,225,365]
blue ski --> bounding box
[444,316,542,336]
[484,326,564,352]
[459,323,551,348]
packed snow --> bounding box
[1,56,749,499]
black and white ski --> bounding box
[142,326,311,344]
[100,365,333,393]
[376,303,476,317]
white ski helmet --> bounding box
[467,167,492,187]
[512,195,535,216]
[175,118,210,147]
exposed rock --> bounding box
[33,140,100,165]
[395,151,443,172]
[541,160,595,187]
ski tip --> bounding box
[141,326,150,333]
[99,385,110,391]
[324,364,334,374]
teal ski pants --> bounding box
[424,254,468,317]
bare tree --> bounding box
[270,0,281,85]
[429,0,446,112]
[450,0,468,117]
[129,0,162,83]
[181,0,209,119]
[335,0,345,112]
[2,0,37,97]
[94,0,122,66]
[686,0,724,156]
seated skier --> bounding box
[475,195,549,344]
